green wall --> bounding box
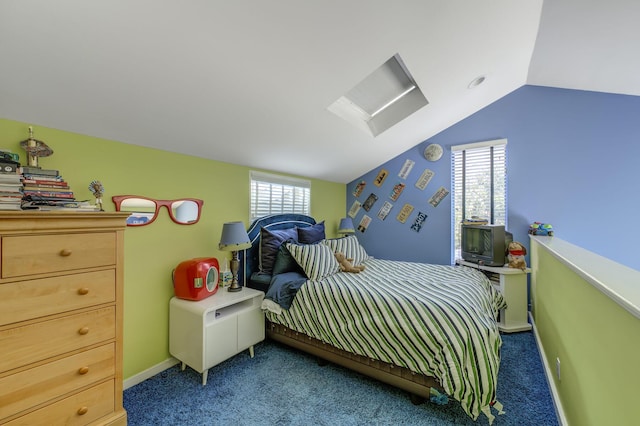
[0,118,345,379]
[530,239,640,425]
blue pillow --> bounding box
[272,243,304,276]
[265,271,307,310]
[297,221,325,244]
[260,227,298,274]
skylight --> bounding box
[328,54,428,137]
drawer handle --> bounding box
[78,287,90,295]
[78,366,90,375]
[78,326,90,335]
[77,406,89,416]
[60,249,72,257]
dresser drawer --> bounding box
[1,232,116,278]
[0,307,115,373]
[0,270,116,326]
[3,379,115,426]
[0,343,115,420]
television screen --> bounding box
[463,227,492,257]
[461,224,508,266]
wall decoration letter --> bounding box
[352,180,366,198]
[428,186,449,207]
[389,182,405,201]
[357,215,372,233]
[348,200,362,218]
[415,169,435,190]
[373,169,388,187]
[410,211,428,232]
[362,193,378,211]
[396,203,414,224]
[377,201,393,221]
[398,159,415,179]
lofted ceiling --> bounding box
[1,0,639,184]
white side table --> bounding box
[456,259,532,333]
[169,287,265,385]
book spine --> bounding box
[21,167,59,176]
[23,191,75,198]
[22,179,68,186]
[22,174,63,181]
[23,185,71,191]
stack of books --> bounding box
[0,171,23,211]
[20,166,100,211]
[0,152,23,210]
[21,166,76,209]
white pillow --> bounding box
[285,242,339,281]
[323,235,369,266]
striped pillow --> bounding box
[323,235,369,266]
[286,242,339,281]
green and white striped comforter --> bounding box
[265,258,507,421]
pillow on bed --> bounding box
[297,221,325,244]
[323,235,370,266]
[260,227,298,274]
[272,243,304,276]
[286,242,339,280]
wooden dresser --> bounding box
[0,212,129,425]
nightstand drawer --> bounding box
[1,233,116,278]
[0,307,115,373]
[2,380,115,426]
[0,270,116,326]
[0,343,115,420]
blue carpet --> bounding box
[124,332,558,425]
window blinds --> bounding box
[452,139,507,255]
[250,171,311,221]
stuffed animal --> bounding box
[506,241,527,270]
[335,252,365,273]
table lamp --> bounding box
[338,217,355,236]
[218,221,252,292]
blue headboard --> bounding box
[240,213,316,289]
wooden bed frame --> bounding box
[266,321,441,401]
[242,214,443,401]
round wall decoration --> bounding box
[424,144,443,162]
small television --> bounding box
[461,224,513,266]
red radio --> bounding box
[172,257,220,300]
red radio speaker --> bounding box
[172,257,220,300]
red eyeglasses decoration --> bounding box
[112,195,204,226]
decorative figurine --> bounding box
[88,180,105,211]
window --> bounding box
[327,54,428,137]
[451,139,507,259]
[250,171,310,221]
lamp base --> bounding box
[227,250,243,292]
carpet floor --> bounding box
[124,331,558,425]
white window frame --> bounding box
[250,171,311,222]
[451,139,508,261]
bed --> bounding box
[242,214,507,423]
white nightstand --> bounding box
[456,259,532,333]
[169,287,265,385]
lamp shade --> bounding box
[338,217,355,235]
[218,221,252,251]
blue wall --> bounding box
[347,85,640,272]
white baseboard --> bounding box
[123,357,180,390]
[529,312,568,426]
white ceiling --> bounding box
[1,0,638,184]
